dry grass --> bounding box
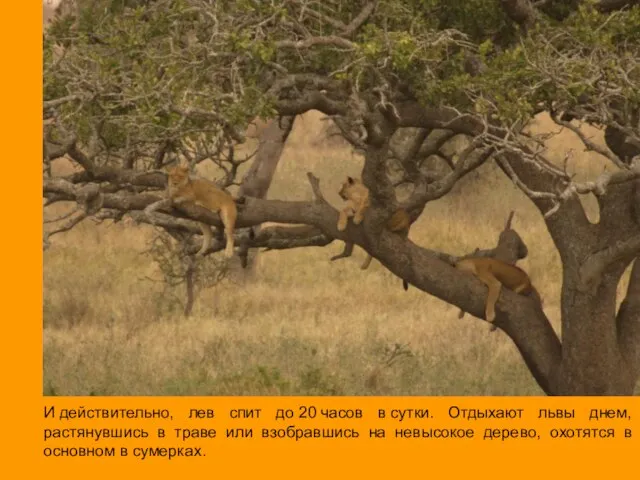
[43,111,636,396]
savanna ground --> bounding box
[43,110,635,396]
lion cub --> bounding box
[166,165,237,258]
[337,176,370,231]
[455,257,542,330]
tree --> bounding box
[43,0,640,395]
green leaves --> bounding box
[43,0,640,162]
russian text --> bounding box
[133,447,203,460]
[483,429,538,441]
[261,426,359,440]
[537,409,575,419]
[549,428,615,439]
[395,428,474,439]
[175,428,217,441]
[44,428,148,441]
[449,406,523,420]
[43,447,116,457]
[52,407,170,421]
[588,409,630,421]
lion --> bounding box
[336,176,411,290]
[166,165,238,258]
[455,256,542,331]
[337,176,370,231]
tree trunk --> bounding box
[551,265,637,395]
[234,116,294,275]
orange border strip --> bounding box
[1,3,637,479]
[0,0,44,473]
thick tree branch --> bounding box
[394,102,499,137]
[131,210,332,255]
[66,166,166,188]
[276,91,348,117]
[597,0,640,13]
[67,142,95,172]
[44,134,78,161]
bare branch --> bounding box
[496,155,559,206]
[134,208,333,255]
[44,207,82,224]
[306,172,327,203]
[405,142,494,210]
[44,210,88,246]
[549,112,628,170]
[276,35,357,50]
[43,94,84,109]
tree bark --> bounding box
[554,262,636,395]
[183,256,195,317]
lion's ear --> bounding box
[347,176,354,184]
